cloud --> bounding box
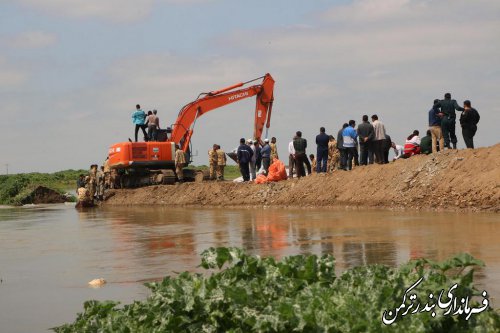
[6,31,57,49]
[15,0,216,23]
[0,57,27,88]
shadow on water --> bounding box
[0,204,499,332]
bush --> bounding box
[53,249,500,332]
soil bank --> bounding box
[104,144,500,212]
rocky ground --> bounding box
[104,144,500,212]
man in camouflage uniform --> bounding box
[96,166,105,201]
[270,137,279,160]
[328,135,340,172]
[208,144,218,180]
[88,164,98,200]
[103,157,111,189]
[175,145,186,182]
[110,169,119,189]
[215,144,226,181]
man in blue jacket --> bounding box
[132,104,148,142]
[315,127,329,173]
[237,138,253,181]
[342,120,358,170]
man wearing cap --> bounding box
[237,138,253,181]
[208,144,218,180]
[261,139,271,174]
[175,144,186,182]
[215,144,226,180]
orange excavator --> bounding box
[108,73,275,187]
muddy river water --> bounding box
[0,204,499,332]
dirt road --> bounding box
[104,144,500,212]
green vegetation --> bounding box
[0,170,84,205]
[54,249,499,332]
[188,165,242,180]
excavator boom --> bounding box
[171,73,275,152]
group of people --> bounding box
[236,137,278,181]
[231,93,480,181]
[207,144,227,181]
[131,104,161,142]
[76,159,118,207]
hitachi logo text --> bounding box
[228,92,249,101]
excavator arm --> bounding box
[171,73,275,152]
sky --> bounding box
[1,0,499,173]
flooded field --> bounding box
[0,204,499,332]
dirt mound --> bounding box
[20,186,67,205]
[104,144,500,212]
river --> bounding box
[0,204,499,332]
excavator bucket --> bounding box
[227,152,238,163]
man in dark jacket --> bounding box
[261,138,271,174]
[237,138,253,181]
[315,127,329,173]
[337,123,348,170]
[357,115,375,165]
[438,93,464,149]
[293,131,308,178]
[460,100,480,149]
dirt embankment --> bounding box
[104,144,500,212]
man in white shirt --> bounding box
[391,142,404,160]
[288,137,296,178]
[248,139,257,180]
[371,114,387,164]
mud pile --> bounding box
[104,144,500,212]
[20,186,68,205]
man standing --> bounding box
[342,120,358,170]
[208,144,218,180]
[328,135,340,172]
[270,137,279,160]
[337,123,348,170]
[146,111,158,141]
[215,144,226,180]
[254,140,262,172]
[288,137,296,178]
[315,127,329,173]
[248,139,257,180]
[261,138,271,174]
[103,157,111,189]
[132,104,148,142]
[371,115,386,164]
[429,99,444,154]
[88,164,98,200]
[175,145,186,182]
[96,166,105,201]
[293,131,308,178]
[237,138,253,182]
[438,93,464,149]
[460,100,480,149]
[357,115,375,165]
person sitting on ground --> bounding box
[309,154,316,173]
[420,130,432,154]
[403,133,421,158]
[391,142,404,160]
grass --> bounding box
[0,170,85,205]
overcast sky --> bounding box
[1,0,499,173]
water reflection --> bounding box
[0,205,499,333]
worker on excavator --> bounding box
[208,144,218,180]
[216,144,226,181]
